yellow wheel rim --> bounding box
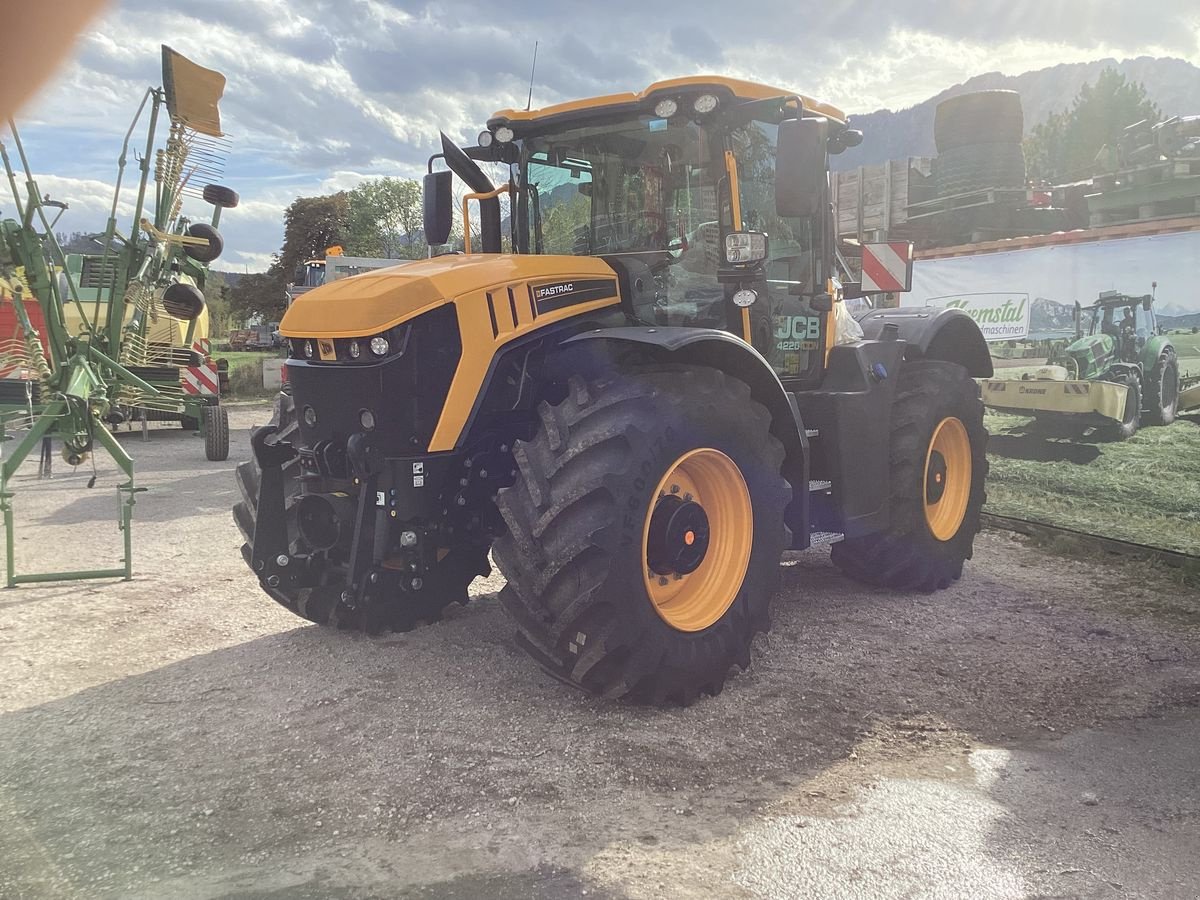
[642,448,753,633]
[923,417,972,542]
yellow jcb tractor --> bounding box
[235,77,992,705]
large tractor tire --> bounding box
[934,90,1024,152]
[831,360,987,592]
[934,143,1026,196]
[233,392,490,634]
[1144,349,1180,426]
[1104,374,1142,440]
[492,366,790,706]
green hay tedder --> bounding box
[0,46,237,585]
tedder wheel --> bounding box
[184,223,224,263]
[1104,374,1142,440]
[831,360,987,592]
[202,183,240,209]
[492,366,790,706]
[203,403,230,461]
[1144,349,1179,427]
[233,392,490,634]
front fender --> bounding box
[859,307,993,378]
[1140,335,1173,370]
[562,326,811,546]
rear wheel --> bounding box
[233,392,487,633]
[1144,350,1179,426]
[493,366,789,706]
[831,360,987,591]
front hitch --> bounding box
[250,422,297,583]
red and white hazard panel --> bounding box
[182,339,219,395]
[860,241,914,293]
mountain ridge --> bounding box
[833,56,1200,170]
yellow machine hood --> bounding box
[280,254,619,338]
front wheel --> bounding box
[493,366,790,706]
[831,360,988,591]
[1103,374,1141,441]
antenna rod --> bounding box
[525,41,539,112]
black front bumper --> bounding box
[247,416,508,608]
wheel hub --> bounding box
[923,417,973,542]
[647,495,710,576]
[925,450,948,504]
[641,447,754,633]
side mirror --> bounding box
[775,117,828,218]
[423,170,453,246]
[1142,295,1152,311]
[827,128,863,155]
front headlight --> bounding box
[370,336,390,357]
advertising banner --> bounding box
[903,229,1200,342]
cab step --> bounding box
[809,531,844,546]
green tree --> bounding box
[346,177,427,259]
[278,193,350,277]
[229,270,285,324]
[1025,68,1160,183]
[203,270,232,337]
[229,193,351,324]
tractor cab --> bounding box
[1093,292,1156,354]
[1069,290,1158,378]
[425,77,875,389]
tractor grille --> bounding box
[1067,335,1114,380]
[286,305,461,454]
[78,256,121,290]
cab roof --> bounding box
[488,75,846,130]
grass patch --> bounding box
[211,350,282,400]
[214,350,282,370]
[1171,331,1200,379]
[984,409,1200,556]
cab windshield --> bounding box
[511,111,821,366]
[1090,302,1156,339]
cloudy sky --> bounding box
[11,0,1199,271]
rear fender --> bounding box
[562,326,811,547]
[859,307,993,377]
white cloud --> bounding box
[12,1,1198,265]
[228,250,277,272]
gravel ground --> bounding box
[1,403,1197,899]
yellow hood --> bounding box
[280,254,618,338]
